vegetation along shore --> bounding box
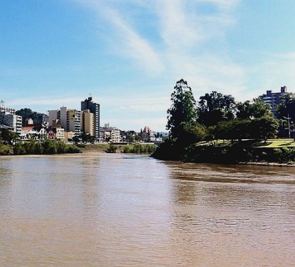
[152,79,295,164]
[0,130,80,155]
[0,129,156,156]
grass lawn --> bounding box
[195,139,295,149]
[258,139,295,148]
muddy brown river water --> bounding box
[0,153,294,266]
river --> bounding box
[0,153,294,266]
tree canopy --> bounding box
[167,79,198,143]
[277,93,295,122]
[236,99,272,120]
[197,91,236,126]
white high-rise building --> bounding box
[0,113,22,134]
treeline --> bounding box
[13,140,81,155]
[105,143,156,154]
[0,131,81,155]
[122,144,156,154]
[153,79,295,163]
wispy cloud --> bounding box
[104,8,164,74]
[73,0,246,99]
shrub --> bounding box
[0,144,13,155]
[123,144,156,154]
[105,144,117,153]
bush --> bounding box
[11,140,81,155]
[105,144,117,153]
[13,143,27,155]
[123,144,156,154]
[0,144,13,155]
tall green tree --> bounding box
[277,93,295,122]
[0,129,19,145]
[236,99,272,120]
[167,79,198,143]
[197,91,236,126]
[16,108,47,127]
[250,116,279,141]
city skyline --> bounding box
[1,0,295,130]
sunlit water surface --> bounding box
[0,153,294,266]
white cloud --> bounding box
[74,0,245,91]
[103,8,164,75]
[7,0,247,130]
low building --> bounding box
[20,126,36,140]
[139,126,152,142]
[55,128,65,140]
[110,128,121,143]
[64,131,75,141]
[47,127,65,140]
[20,127,47,141]
[100,124,121,143]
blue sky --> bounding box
[1,0,295,131]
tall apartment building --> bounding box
[259,86,287,116]
[48,107,81,136]
[67,109,81,136]
[81,97,100,140]
[0,112,22,134]
[48,110,59,126]
[0,103,22,133]
[81,109,94,136]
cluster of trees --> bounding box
[73,133,96,144]
[0,129,19,145]
[13,140,81,155]
[166,79,279,145]
[0,129,80,155]
[16,108,47,128]
[122,144,156,154]
[105,143,156,154]
[277,94,295,137]
[153,79,294,162]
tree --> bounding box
[250,116,279,141]
[72,136,80,145]
[236,99,272,120]
[16,108,34,126]
[0,129,19,145]
[167,79,198,144]
[80,133,96,144]
[16,108,47,127]
[214,119,251,141]
[276,94,295,138]
[277,93,295,122]
[197,91,236,126]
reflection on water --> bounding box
[0,153,294,266]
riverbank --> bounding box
[80,143,156,154]
[0,142,156,156]
[0,141,81,155]
[152,139,295,164]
